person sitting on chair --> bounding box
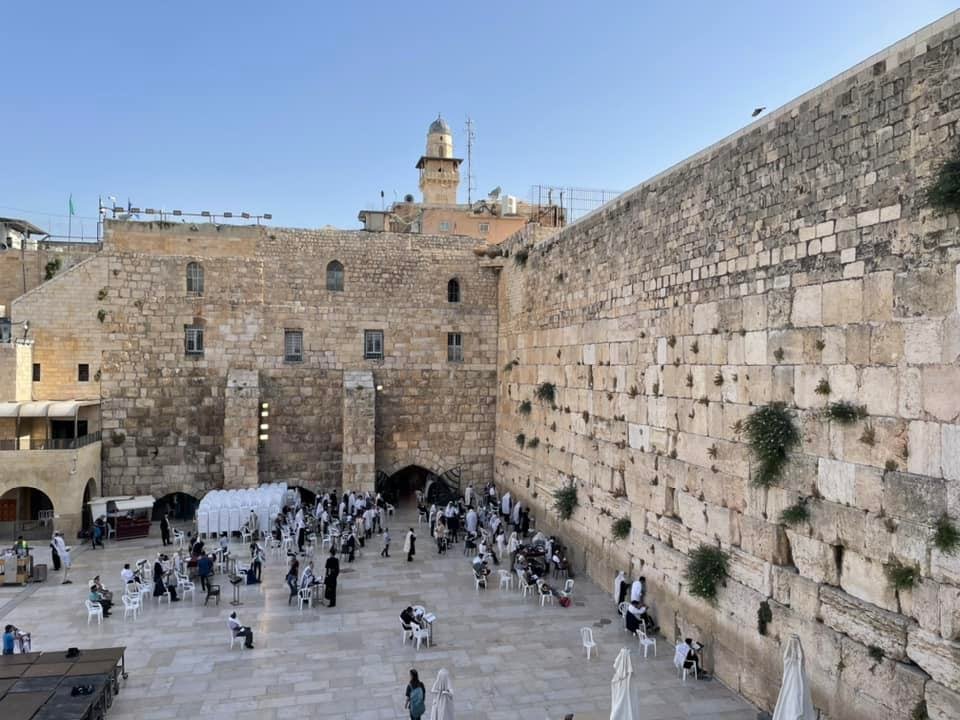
[682,638,702,675]
[625,601,659,635]
[228,611,254,649]
[400,606,426,630]
[300,561,321,590]
[89,582,112,617]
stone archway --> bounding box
[0,486,55,541]
[81,477,97,532]
[152,491,200,522]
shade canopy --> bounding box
[0,400,98,418]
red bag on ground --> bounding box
[559,596,571,608]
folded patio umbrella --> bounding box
[772,634,816,720]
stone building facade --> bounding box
[493,14,960,720]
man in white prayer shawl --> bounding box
[630,577,643,603]
[614,570,627,612]
[430,667,454,720]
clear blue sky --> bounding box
[1,1,954,237]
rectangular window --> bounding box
[184,325,204,356]
[438,221,451,232]
[32,363,40,382]
[284,329,303,362]
[186,263,204,295]
[78,364,89,382]
[447,332,463,362]
[364,330,384,360]
[478,222,490,234]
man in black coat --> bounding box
[160,513,172,546]
[324,548,340,608]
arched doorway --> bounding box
[378,465,432,506]
[152,492,199,522]
[289,486,317,507]
[0,487,55,541]
[81,478,97,533]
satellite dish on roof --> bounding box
[488,186,502,200]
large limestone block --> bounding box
[942,424,960,483]
[869,322,904,365]
[882,470,948,524]
[740,515,791,564]
[676,491,708,535]
[939,582,960,640]
[926,681,960,720]
[786,529,839,585]
[859,366,898,416]
[795,365,829,409]
[899,366,923,419]
[819,585,913,660]
[693,301,718,335]
[931,546,960,586]
[923,367,960,422]
[904,320,943,364]
[771,566,822,618]
[822,279,863,325]
[742,293,767,331]
[837,637,927,720]
[817,458,856,506]
[864,271,894,321]
[791,284,822,326]
[906,627,960,694]
[744,330,767,365]
[725,546,772,596]
[895,266,957,318]
[908,420,942,478]
[840,550,898,612]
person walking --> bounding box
[49,536,61,572]
[160,513,172,546]
[429,668,454,720]
[286,557,300,605]
[324,547,340,607]
[53,532,72,584]
[404,528,416,562]
[381,529,391,558]
[198,553,214,592]
[405,669,426,720]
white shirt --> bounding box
[501,494,511,515]
[465,510,478,534]
[121,568,134,584]
[295,509,305,531]
[630,580,643,603]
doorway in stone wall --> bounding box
[152,492,199,522]
[81,477,97,533]
[0,487,55,540]
[378,466,431,507]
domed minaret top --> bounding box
[416,114,462,205]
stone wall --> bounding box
[494,17,960,720]
[342,371,376,492]
[0,243,99,316]
[92,222,498,499]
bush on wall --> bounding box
[685,543,729,602]
[553,482,578,520]
[743,403,799,487]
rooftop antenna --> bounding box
[465,116,476,206]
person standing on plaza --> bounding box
[404,528,416,562]
[160,512,172,546]
[324,547,340,607]
[53,532,72,584]
[198,552,214,592]
[381,528,391,558]
[405,669,426,720]
[49,535,61,571]
[294,506,306,554]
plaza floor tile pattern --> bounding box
[0,507,758,719]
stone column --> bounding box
[342,370,376,494]
[223,369,260,489]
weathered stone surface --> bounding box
[785,530,838,585]
[883,470,948,524]
[926,680,960,720]
[907,627,960,694]
[840,549,898,612]
[819,585,913,660]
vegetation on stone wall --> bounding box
[611,516,631,540]
[757,600,773,635]
[780,498,810,526]
[685,544,729,602]
[503,359,518,372]
[814,378,831,395]
[535,382,556,404]
[515,433,526,448]
[825,401,866,425]
[518,400,532,415]
[743,403,800,487]
[925,142,960,212]
[513,247,529,266]
[110,430,126,446]
[911,700,929,720]
[44,258,61,280]
[553,482,578,520]
[97,287,108,300]
[933,514,960,554]
[97,309,107,323]
[884,557,920,590]
[526,437,540,449]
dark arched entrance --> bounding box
[289,486,317,506]
[81,478,97,532]
[377,465,431,506]
[0,487,54,540]
[152,492,199,522]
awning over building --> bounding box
[0,400,99,418]
[111,496,155,512]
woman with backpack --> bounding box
[404,668,426,720]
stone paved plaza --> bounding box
[0,506,756,719]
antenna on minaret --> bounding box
[465,115,476,206]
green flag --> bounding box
[69,194,76,216]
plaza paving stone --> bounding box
[0,506,758,719]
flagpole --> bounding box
[68,194,72,241]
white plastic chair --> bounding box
[135,582,151,606]
[86,600,103,625]
[580,627,596,659]
[298,586,313,610]
[498,569,514,591]
[474,571,487,591]
[173,529,185,549]
[638,628,657,658]
[179,578,196,602]
[240,524,252,544]
[412,625,430,649]
[539,584,554,607]
[519,575,534,600]
[400,620,415,646]
[156,585,171,606]
[618,602,630,630]
[674,643,698,681]
[122,594,141,620]
[559,579,575,600]
[228,624,246,650]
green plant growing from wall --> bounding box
[884,557,920,590]
[685,372,694,388]
[825,401,866,425]
[503,359,519,372]
[685,544,729,602]
[780,498,810,526]
[518,400,532,415]
[97,309,107,323]
[773,347,785,362]
[628,385,639,398]
[925,142,960,212]
[535,382,556,404]
[97,287,108,301]
[884,459,898,472]
[713,371,724,386]
[757,600,773,635]
[860,425,876,446]
[44,258,61,280]
[815,378,831,395]
[611,516,631,540]
[110,431,126,446]
[513,248,529,266]
[553,482,578,520]
[933,513,960,555]
[690,339,699,354]
[515,433,526,448]
[743,403,800,487]
[868,645,885,663]
[815,339,826,351]
[667,335,677,348]
[911,700,929,720]
[526,437,540,449]
[581,410,590,423]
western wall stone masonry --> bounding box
[494,15,960,720]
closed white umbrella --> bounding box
[772,634,816,720]
[610,647,640,719]
[430,668,454,720]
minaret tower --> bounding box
[416,115,462,205]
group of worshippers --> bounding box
[285,549,340,607]
[613,571,658,634]
[271,489,390,559]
